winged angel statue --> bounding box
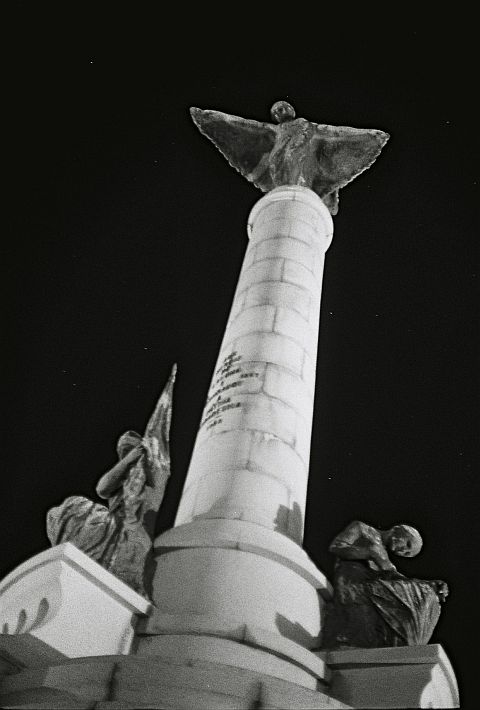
[190,101,389,214]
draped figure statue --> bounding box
[322,520,449,649]
[46,365,176,597]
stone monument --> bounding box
[0,102,459,708]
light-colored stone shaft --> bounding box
[175,187,333,543]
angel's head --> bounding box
[271,101,296,124]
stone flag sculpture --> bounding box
[46,364,176,597]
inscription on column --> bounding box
[200,351,260,431]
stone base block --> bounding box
[134,633,320,688]
[146,520,333,676]
[0,654,350,709]
[155,518,332,596]
[320,644,459,708]
[134,629,328,687]
[143,544,324,652]
[0,543,151,659]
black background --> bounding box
[3,9,478,708]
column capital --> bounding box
[247,186,334,252]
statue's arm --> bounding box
[96,447,143,499]
[329,521,396,571]
[329,521,365,556]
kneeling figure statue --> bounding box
[322,520,449,649]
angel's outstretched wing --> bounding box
[190,107,278,191]
[311,124,389,197]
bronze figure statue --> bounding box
[190,101,389,214]
[46,365,177,597]
[322,520,449,649]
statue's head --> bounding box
[387,524,423,557]
[270,101,296,124]
[117,430,142,459]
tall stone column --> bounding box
[140,188,334,665]
[140,103,389,673]
[175,186,333,544]
[134,102,390,696]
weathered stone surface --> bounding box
[0,654,351,709]
[228,331,306,375]
[1,644,458,708]
[244,280,312,319]
[236,257,284,290]
[0,634,66,674]
[144,547,323,648]
[302,351,318,390]
[0,543,151,659]
[283,258,321,294]
[191,101,389,214]
[154,518,332,594]
[175,188,332,544]
[0,659,116,703]
[224,304,276,346]
[323,644,459,708]
[273,306,317,351]
[255,235,315,266]
[134,634,320,689]
[45,366,176,597]
[136,631,331,689]
[190,467,293,525]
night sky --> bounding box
[3,16,478,708]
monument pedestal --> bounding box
[0,543,151,663]
[136,187,334,676]
[0,545,349,708]
[322,644,460,709]
[0,567,459,709]
[0,653,350,709]
[0,177,460,707]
